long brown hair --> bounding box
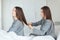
[15,6,27,25]
[41,6,52,20]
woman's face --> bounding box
[12,8,16,18]
[40,9,45,18]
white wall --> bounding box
[33,0,46,21]
[0,0,2,29]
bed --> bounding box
[0,29,55,40]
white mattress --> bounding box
[0,29,55,40]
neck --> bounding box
[14,17,18,20]
[43,17,46,20]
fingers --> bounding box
[28,22,32,25]
[27,22,33,29]
[28,24,33,29]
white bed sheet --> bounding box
[0,29,55,40]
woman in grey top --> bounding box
[28,6,56,38]
[7,6,27,36]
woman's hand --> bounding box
[28,22,32,25]
[28,22,33,29]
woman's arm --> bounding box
[32,20,42,26]
[28,19,43,26]
[28,19,44,29]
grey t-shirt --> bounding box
[31,19,56,38]
[7,20,24,36]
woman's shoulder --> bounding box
[45,19,53,24]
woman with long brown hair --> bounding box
[7,6,27,36]
[28,6,56,38]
